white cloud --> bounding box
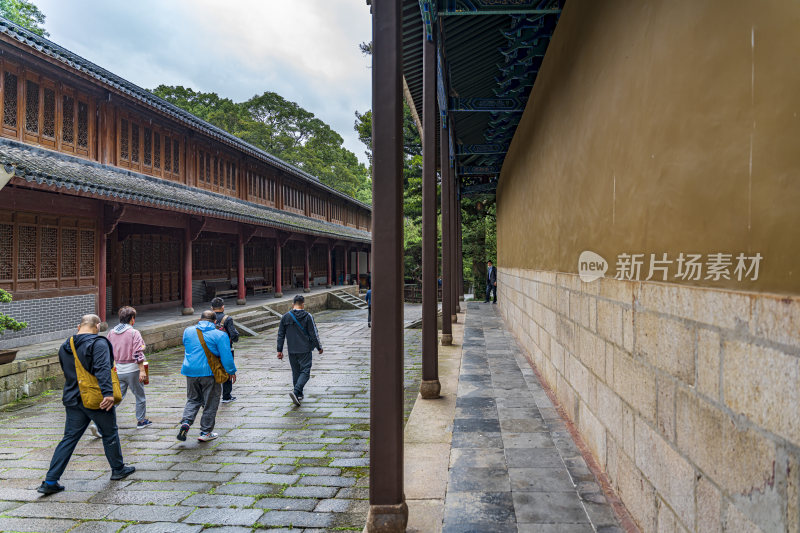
[34,0,373,163]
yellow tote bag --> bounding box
[70,336,122,409]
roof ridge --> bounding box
[0,15,372,211]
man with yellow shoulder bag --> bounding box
[38,314,136,495]
[177,310,237,443]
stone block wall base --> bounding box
[274,293,283,298]
[363,501,408,533]
[441,333,453,346]
[304,288,311,293]
[419,379,441,399]
[236,299,246,305]
[181,307,194,315]
[326,284,332,288]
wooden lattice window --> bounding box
[153,131,160,168]
[77,101,88,149]
[40,226,58,279]
[130,123,140,163]
[24,79,39,134]
[163,134,172,172]
[143,127,152,167]
[120,118,129,160]
[62,95,74,144]
[2,71,17,129]
[61,228,77,278]
[42,87,55,138]
[17,225,37,281]
[0,223,12,284]
[173,139,180,174]
[80,229,94,278]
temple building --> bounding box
[0,19,371,349]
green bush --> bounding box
[0,288,28,334]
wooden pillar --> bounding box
[274,240,283,298]
[344,246,349,285]
[237,230,246,305]
[457,202,464,302]
[356,249,361,287]
[451,170,459,321]
[97,215,108,329]
[303,241,311,293]
[182,225,194,315]
[420,23,440,399]
[326,243,333,288]
[365,0,407,529]
[440,120,453,345]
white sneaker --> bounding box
[89,423,101,438]
[197,432,218,442]
[289,392,301,406]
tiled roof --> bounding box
[0,16,371,211]
[0,138,371,243]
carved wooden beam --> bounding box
[189,216,206,242]
[103,203,126,235]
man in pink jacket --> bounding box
[106,306,151,429]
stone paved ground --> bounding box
[0,306,421,533]
[443,303,623,532]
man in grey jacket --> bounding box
[277,295,323,406]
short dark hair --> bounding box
[210,297,224,309]
[293,294,305,304]
[487,260,493,264]
[118,306,137,324]
[200,310,216,321]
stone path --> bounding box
[443,303,623,532]
[0,307,421,533]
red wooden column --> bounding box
[356,249,361,287]
[326,243,333,288]
[274,240,283,298]
[344,246,349,285]
[303,241,311,293]
[97,219,108,329]
[237,231,246,305]
[366,0,407,529]
[182,224,194,315]
[440,123,453,344]
[420,21,440,399]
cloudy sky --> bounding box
[35,0,373,163]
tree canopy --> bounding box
[153,85,372,204]
[0,0,48,36]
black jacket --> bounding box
[57,333,114,407]
[277,309,322,354]
[487,266,497,284]
[214,312,240,347]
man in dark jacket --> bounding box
[485,260,498,304]
[38,314,135,495]
[211,297,239,403]
[277,295,323,406]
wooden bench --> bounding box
[204,278,237,301]
[245,276,272,295]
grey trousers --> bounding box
[181,376,221,433]
[118,370,146,421]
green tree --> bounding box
[152,85,370,203]
[0,0,47,36]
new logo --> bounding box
[578,251,608,283]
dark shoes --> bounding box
[221,396,237,403]
[177,423,190,441]
[110,465,136,480]
[136,418,153,429]
[37,481,65,495]
[289,392,301,406]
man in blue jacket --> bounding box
[277,295,323,406]
[177,310,237,442]
[38,314,136,495]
